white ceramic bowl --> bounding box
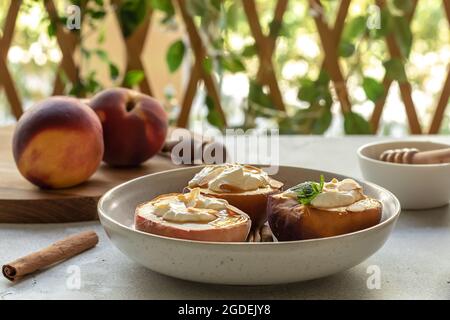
[98,165,400,285]
[358,140,450,210]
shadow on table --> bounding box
[399,204,450,229]
[135,266,384,300]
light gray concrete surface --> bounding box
[1,136,449,299]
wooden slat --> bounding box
[428,0,450,133]
[44,0,79,84]
[117,7,153,95]
[255,0,288,83]
[0,0,448,135]
[370,0,418,132]
[52,71,65,95]
[385,31,421,134]
[176,0,227,127]
[243,0,286,111]
[267,0,289,51]
[0,0,21,59]
[370,77,393,131]
[309,0,352,113]
[429,69,450,133]
[176,62,202,128]
[0,0,23,119]
[333,0,351,38]
[0,59,22,119]
[318,0,351,78]
[371,0,421,134]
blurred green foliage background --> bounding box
[0,0,448,135]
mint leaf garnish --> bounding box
[290,175,325,205]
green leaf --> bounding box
[225,2,239,30]
[241,44,256,57]
[221,55,246,73]
[269,20,283,38]
[166,40,185,73]
[81,47,91,59]
[118,0,150,38]
[205,95,224,129]
[202,56,213,74]
[186,0,209,17]
[362,77,385,102]
[59,16,68,26]
[344,112,372,134]
[342,16,367,41]
[248,81,273,109]
[339,41,355,57]
[393,0,414,14]
[211,0,221,11]
[71,0,82,7]
[85,72,102,93]
[312,109,332,134]
[317,70,330,85]
[47,21,56,37]
[383,58,407,82]
[69,81,85,97]
[290,175,325,205]
[371,8,392,38]
[95,49,108,61]
[392,16,412,58]
[150,0,175,16]
[108,63,119,80]
[97,30,106,44]
[90,10,106,19]
[297,79,317,103]
[298,72,332,109]
[123,70,145,87]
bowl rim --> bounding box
[98,164,401,246]
[357,139,450,168]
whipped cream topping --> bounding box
[188,164,270,192]
[141,188,230,223]
[310,178,364,208]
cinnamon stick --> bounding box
[2,231,98,282]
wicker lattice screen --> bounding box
[0,0,449,133]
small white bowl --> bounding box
[358,140,450,210]
[98,165,400,285]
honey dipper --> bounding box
[379,147,450,164]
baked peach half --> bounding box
[268,177,382,241]
[135,188,251,242]
[186,164,283,228]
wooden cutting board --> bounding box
[0,126,183,223]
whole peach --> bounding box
[89,88,168,167]
[12,97,104,189]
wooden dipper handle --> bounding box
[379,147,450,164]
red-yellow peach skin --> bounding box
[12,97,104,189]
[89,88,168,167]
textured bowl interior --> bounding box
[99,165,400,285]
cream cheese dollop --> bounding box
[347,198,378,212]
[147,188,228,223]
[188,164,270,192]
[188,166,222,187]
[310,178,364,208]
